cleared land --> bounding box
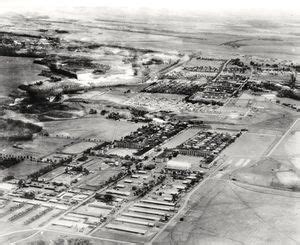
[153,178,300,245]
[80,168,122,191]
[269,119,300,158]
[43,116,144,141]
[62,142,97,154]
[230,119,300,190]
[160,128,202,149]
[1,137,72,159]
[222,132,279,158]
[0,160,51,180]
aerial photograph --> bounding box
[0,0,299,244]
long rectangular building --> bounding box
[134,203,175,211]
[116,217,155,227]
[141,199,175,206]
[129,207,166,216]
[106,189,131,196]
[122,212,161,221]
[106,223,147,235]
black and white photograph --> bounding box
[0,0,299,244]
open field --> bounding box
[43,116,144,141]
[222,131,279,158]
[153,178,300,245]
[2,137,72,159]
[269,119,300,158]
[230,157,300,189]
[17,10,300,62]
[0,229,123,245]
[0,230,38,245]
[82,158,110,172]
[246,102,298,134]
[0,56,44,98]
[80,168,121,190]
[62,142,97,154]
[229,119,300,190]
[160,128,202,149]
[39,166,66,182]
[0,160,51,180]
[69,88,135,105]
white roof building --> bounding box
[166,160,191,170]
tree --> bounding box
[103,194,114,203]
[3,175,14,181]
[24,191,35,199]
[18,179,25,188]
[100,110,108,115]
[83,168,90,175]
[171,193,179,202]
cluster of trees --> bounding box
[130,108,147,117]
[9,204,39,222]
[24,207,53,225]
[278,88,300,100]
[186,97,225,106]
[143,163,156,170]
[231,58,246,67]
[95,193,114,204]
[52,238,93,245]
[2,175,14,181]
[65,165,90,175]
[170,170,203,181]
[92,64,111,75]
[28,157,72,180]
[91,142,110,151]
[89,109,97,114]
[183,65,219,72]
[23,191,35,199]
[144,81,205,96]
[142,57,164,66]
[100,109,109,115]
[0,118,42,141]
[133,175,166,197]
[122,122,187,156]
[101,170,129,188]
[106,112,126,121]
[0,157,21,169]
[77,155,88,161]
[8,202,25,212]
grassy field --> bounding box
[222,132,278,158]
[39,166,65,182]
[227,119,300,190]
[80,168,121,191]
[1,137,71,159]
[62,142,97,154]
[270,119,300,158]
[0,229,121,245]
[160,128,201,149]
[0,160,51,180]
[43,116,144,141]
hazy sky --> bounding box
[0,0,300,19]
